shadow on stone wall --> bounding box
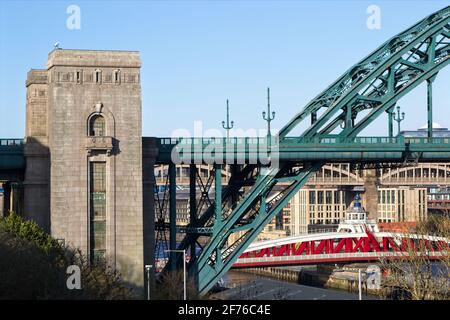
[23,137,51,232]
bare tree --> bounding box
[153,270,199,300]
[379,216,450,300]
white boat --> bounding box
[337,194,379,234]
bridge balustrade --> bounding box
[156,136,450,155]
[0,139,24,147]
[158,136,406,146]
[234,251,446,268]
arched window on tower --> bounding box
[89,115,105,136]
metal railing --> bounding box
[405,137,450,144]
[236,251,445,265]
[0,139,24,146]
[283,136,402,145]
[156,136,450,147]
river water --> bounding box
[213,269,377,300]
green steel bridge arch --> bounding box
[161,5,450,295]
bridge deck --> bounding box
[0,139,25,170]
[156,136,450,164]
[3,136,450,168]
[234,231,449,268]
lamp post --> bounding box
[165,249,187,300]
[221,99,234,139]
[392,105,405,136]
[262,87,276,137]
[358,269,363,300]
[145,264,153,300]
[387,105,395,138]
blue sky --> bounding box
[0,0,449,138]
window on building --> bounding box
[90,162,106,264]
[114,70,121,84]
[318,191,324,204]
[76,70,83,84]
[309,191,316,204]
[407,169,413,178]
[415,168,421,178]
[275,211,283,230]
[89,115,105,136]
[95,70,102,84]
[334,191,340,203]
[325,191,332,204]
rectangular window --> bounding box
[325,191,332,204]
[95,70,102,84]
[275,211,283,230]
[114,70,121,84]
[309,191,315,204]
[90,162,106,264]
[334,191,340,203]
[318,191,324,204]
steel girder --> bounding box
[168,6,450,295]
[279,5,450,139]
[0,139,25,170]
[159,136,450,163]
[163,164,257,272]
[154,165,171,267]
[195,163,323,293]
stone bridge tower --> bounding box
[24,49,152,292]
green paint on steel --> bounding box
[169,163,177,271]
[427,74,438,139]
[156,136,450,164]
[187,5,450,296]
[0,139,25,170]
[278,5,450,140]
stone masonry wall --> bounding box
[46,49,144,290]
[24,69,50,231]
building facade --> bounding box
[154,160,447,241]
[377,187,428,223]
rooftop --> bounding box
[418,122,448,130]
[400,123,450,137]
[48,48,140,54]
[46,48,141,69]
